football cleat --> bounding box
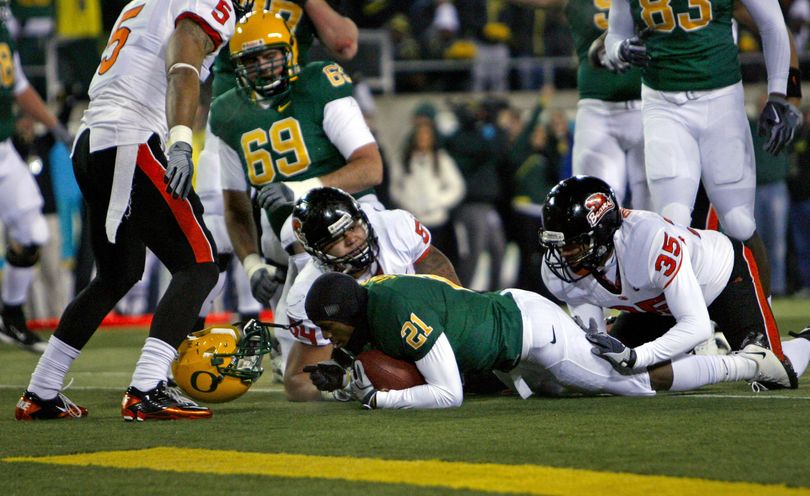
[15,390,88,420]
[734,333,798,391]
[0,310,46,354]
[121,380,212,421]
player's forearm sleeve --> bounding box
[375,334,463,409]
[741,0,790,95]
[605,0,636,66]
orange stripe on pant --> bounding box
[136,144,215,264]
[742,245,784,359]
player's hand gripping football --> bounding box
[586,331,637,373]
[256,182,295,211]
[758,95,801,155]
[617,28,653,68]
[303,359,350,392]
[165,141,194,199]
[350,360,377,409]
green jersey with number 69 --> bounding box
[0,22,17,141]
[629,0,739,91]
[363,274,524,374]
[566,0,641,101]
[211,61,372,233]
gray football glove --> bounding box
[164,141,194,200]
[758,95,802,155]
[247,264,281,307]
[303,359,350,392]
[588,34,630,74]
[573,316,600,334]
[618,28,652,68]
[586,331,637,373]
[350,360,377,409]
[51,123,74,146]
[256,182,294,211]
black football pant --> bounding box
[54,130,218,351]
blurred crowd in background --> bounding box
[5,0,810,322]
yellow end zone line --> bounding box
[4,447,809,496]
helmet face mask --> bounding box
[539,176,622,283]
[230,11,299,102]
[292,188,380,274]
[172,320,275,403]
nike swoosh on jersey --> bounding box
[550,326,556,344]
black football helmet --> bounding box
[292,188,379,273]
[539,175,623,282]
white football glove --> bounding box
[349,360,377,409]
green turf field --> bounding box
[1,298,809,495]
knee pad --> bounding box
[720,207,756,241]
[6,243,41,268]
[658,202,693,228]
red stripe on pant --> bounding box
[706,205,719,231]
[136,144,214,264]
[742,245,784,359]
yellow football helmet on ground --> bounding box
[172,320,275,403]
[230,10,299,101]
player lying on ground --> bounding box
[282,187,459,401]
[301,272,802,409]
[539,176,810,388]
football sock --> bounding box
[28,336,80,400]
[1,265,34,305]
[782,338,810,377]
[669,354,756,391]
[129,337,177,392]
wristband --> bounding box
[242,253,264,279]
[787,67,802,99]
[168,62,200,79]
[168,125,193,148]
[284,177,324,200]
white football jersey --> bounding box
[542,209,735,367]
[286,205,432,346]
[82,0,235,150]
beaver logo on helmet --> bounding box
[584,193,615,228]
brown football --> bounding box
[356,349,426,391]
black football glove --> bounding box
[586,331,637,373]
[256,182,295,211]
[350,360,377,409]
[303,359,350,392]
[617,28,652,68]
[758,95,802,155]
[164,141,194,199]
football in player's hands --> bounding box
[356,350,425,390]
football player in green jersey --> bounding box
[302,272,789,409]
[213,11,381,310]
[604,0,798,301]
[0,0,73,354]
[510,0,649,210]
[195,0,358,330]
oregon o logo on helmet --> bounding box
[190,371,223,393]
[584,193,615,227]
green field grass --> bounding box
[1,298,809,495]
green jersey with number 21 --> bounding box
[363,274,524,375]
